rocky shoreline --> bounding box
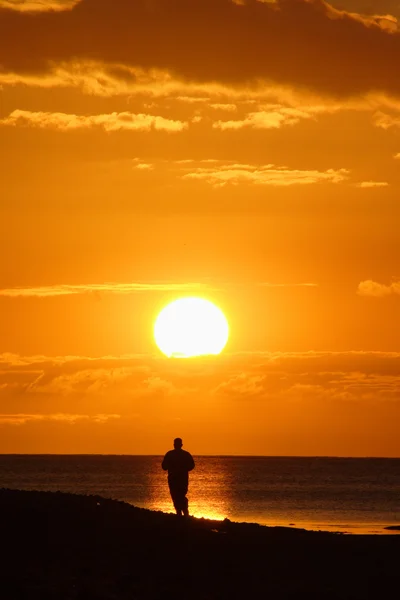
[1,488,399,599]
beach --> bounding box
[1,488,399,599]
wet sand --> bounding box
[1,488,399,599]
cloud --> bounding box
[357,181,389,188]
[0,279,318,300]
[2,350,400,403]
[257,282,318,288]
[175,159,223,165]
[324,2,399,32]
[211,350,400,402]
[357,280,400,297]
[175,96,210,104]
[0,413,120,425]
[213,372,267,397]
[0,282,211,298]
[0,353,196,400]
[134,162,154,170]
[1,350,399,454]
[0,355,152,398]
[373,111,400,129]
[142,375,191,397]
[0,62,171,96]
[210,103,237,111]
[0,0,78,11]
[213,107,314,130]
[182,162,349,187]
[1,0,400,100]
[92,156,351,190]
[0,350,399,460]
[28,367,135,395]
[0,109,187,132]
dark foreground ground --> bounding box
[1,489,399,599]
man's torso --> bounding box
[163,449,194,478]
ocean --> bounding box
[1,455,399,534]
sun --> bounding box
[154,297,229,358]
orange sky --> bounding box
[1,0,400,456]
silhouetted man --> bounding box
[162,438,195,516]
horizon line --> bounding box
[1,453,399,459]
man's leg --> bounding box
[179,481,189,517]
[182,495,189,517]
[169,484,182,515]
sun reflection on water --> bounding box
[143,456,232,522]
[137,456,400,534]
[184,504,227,522]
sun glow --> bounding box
[154,297,229,358]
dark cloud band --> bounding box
[0,0,399,97]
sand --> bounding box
[1,488,399,599]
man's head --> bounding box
[174,437,183,449]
